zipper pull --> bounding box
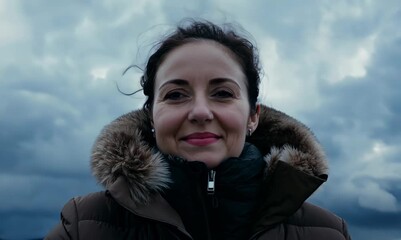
[207,170,216,195]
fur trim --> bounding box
[91,110,170,204]
[247,106,328,177]
[264,145,327,177]
[91,105,328,204]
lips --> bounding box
[182,132,221,146]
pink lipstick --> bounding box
[182,132,220,146]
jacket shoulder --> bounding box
[69,191,112,216]
[46,192,108,240]
[64,191,133,224]
[287,202,350,237]
[47,191,146,240]
[47,191,188,240]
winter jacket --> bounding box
[46,105,351,240]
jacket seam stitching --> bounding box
[284,223,344,233]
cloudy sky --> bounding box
[1,0,400,239]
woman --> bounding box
[46,20,351,239]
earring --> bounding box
[247,128,252,137]
[151,128,155,137]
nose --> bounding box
[188,97,213,124]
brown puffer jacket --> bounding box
[46,105,352,240]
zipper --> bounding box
[207,169,219,208]
[197,171,213,240]
[207,170,216,195]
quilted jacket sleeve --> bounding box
[342,218,352,240]
[45,198,79,240]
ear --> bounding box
[248,104,260,132]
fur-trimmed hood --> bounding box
[91,105,328,206]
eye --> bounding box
[212,89,235,99]
[164,91,188,101]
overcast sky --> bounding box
[1,0,400,239]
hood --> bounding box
[91,105,328,207]
[250,105,328,178]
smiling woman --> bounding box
[152,41,258,168]
[45,19,351,240]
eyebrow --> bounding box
[158,79,188,90]
[209,78,241,89]
[158,78,241,90]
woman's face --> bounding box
[152,41,259,168]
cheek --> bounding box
[152,107,184,149]
[153,107,182,129]
[219,109,249,136]
[218,110,249,157]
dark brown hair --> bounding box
[131,20,261,114]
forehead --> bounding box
[155,40,246,86]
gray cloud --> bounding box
[301,6,401,238]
